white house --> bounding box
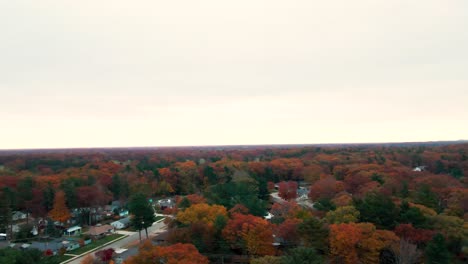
[61,240,80,251]
[64,226,82,236]
[264,212,274,220]
[111,217,131,229]
[12,211,27,221]
[413,166,427,172]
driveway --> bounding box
[66,220,166,264]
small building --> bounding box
[12,225,20,233]
[86,224,114,238]
[153,232,169,245]
[64,226,82,236]
[12,211,27,221]
[413,166,426,172]
[0,233,7,240]
[119,210,129,217]
[264,212,274,220]
[20,243,31,250]
[111,217,131,229]
[157,199,175,210]
[114,248,129,264]
[111,201,122,211]
[61,240,80,251]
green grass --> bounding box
[69,234,125,255]
[45,254,73,263]
[155,216,165,222]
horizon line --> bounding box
[1,139,466,152]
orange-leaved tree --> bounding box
[222,213,275,256]
[124,240,208,264]
[176,203,227,226]
[48,190,71,224]
[330,222,399,264]
[358,226,399,264]
[278,181,298,200]
[329,223,362,264]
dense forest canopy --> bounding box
[0,142,467,263]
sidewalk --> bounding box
[61,235,128,264]
[115,230,136,236]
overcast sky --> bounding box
[1,0,467,149]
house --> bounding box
[61,240,80,251]
[12,211,27,221]
[12,225,20,233]
[111,201,122,212]
[64,226,82,236]
[264,212,274,220]
[157,199,175,210]
[153,232,169,245]
[86,224,114,238]
[28,240,67,255]
[119,210,129,217]
[413,166,426,172]
[20,243,31,250]
[111,217,131,229]
[297,187,309,200]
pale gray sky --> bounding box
[1,0,467,149]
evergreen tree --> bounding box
[129,193,155,241]
[0,192,12,235]
[17,177,34,206]
[61,179,78,209]
[415,185,440,212]
[435,160,446,174]
[203,166,218,185]
[43,183,55,212]
[204,181,267,216]
[425,234,450,264]
[400,181,409,198]
[354,192,399,229]
[178,197,191,209]
[398,201,429,229]
[297,217,329,254]
[281,247,324,264]
[110,174,122,200]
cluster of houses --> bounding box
[68,201,129,226]
[0,200,135,255]
[1,197,176,256]
[5,223,117,255]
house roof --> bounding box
[113,217,131,225]
[86,225,114,236]
[154,232,169,242]
[66,226,82,232]
[12,211,26,216]
[158,199,174,206]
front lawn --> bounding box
[45,254,74,263]
[69,234,125,255]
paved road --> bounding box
[270,192,315,209]
[68,220,166,264]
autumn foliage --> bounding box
[222,213,275,256]
[176,203,227,226]
[124,240,208,264]
[0,142,467,263]
[278,181,298,200]
[48,190,71,223]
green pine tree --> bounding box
[129,193,156,241]
[425,234,451,264]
